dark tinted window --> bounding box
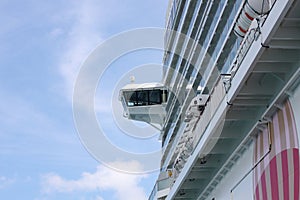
[137,91,149,106]
[123,89,167,106]
[124,91,137,106]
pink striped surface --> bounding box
[254,100,300,200]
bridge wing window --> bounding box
[123,89,167,107]
[124,91,137,106]
[137,91,149,106]
[149,90,161,105]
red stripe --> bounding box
[238,26,247,34]
[270,156,279,200]
[281,150,290,200]
[293,148,299,200]
[245,12,254,20]
[261,171,268,200]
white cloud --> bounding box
[57,0,105,100]
[49,28,64,38]
[95,196,104,200]
[0,176,15,189]
[41,161,148,200]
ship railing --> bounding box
[171,77,226,182]
[231,24,260,77]
[192,77,226,152]
[148,172,173,200]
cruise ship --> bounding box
[119,0,300,199]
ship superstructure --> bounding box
[120,0,300,199]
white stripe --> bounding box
[265,165,272,200]
[289,102,299,148]
[256,134,262,187]
[258,179,263,200]
[273,114,282,156]
[288,149,294,200]
[282,106,291,149]
[276,153,284,200]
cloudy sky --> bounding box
[0,0,168,199]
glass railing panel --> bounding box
[157,177,172,191]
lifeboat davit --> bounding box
[234,0,271,37]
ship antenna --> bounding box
[130,76,135,83]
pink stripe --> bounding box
[293,148,299,200]
[261,171,268,200]
[281,150,290,200]
[255,185,260,200]
[270,156,279,200]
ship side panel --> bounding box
[206,83,300,200]
[206,145,254,200]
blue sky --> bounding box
[0,0,168,199]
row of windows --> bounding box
[123,89,168,107]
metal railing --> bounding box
[171,77,226,181]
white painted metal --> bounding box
[119,82,167,126]
[164,0,300,199]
